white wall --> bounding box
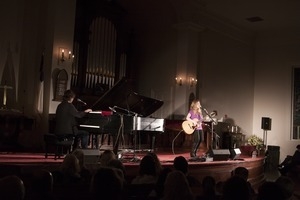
[199,30,255,135]
[253,30,300,161]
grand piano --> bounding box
[79,78,165,154]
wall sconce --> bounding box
[189,77,197,87]
[175,77,183,86]
[58,48,74,64]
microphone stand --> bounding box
[201,107,218,150]
[113,106,140,162]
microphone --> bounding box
[77,98,87,105]
[200,106,208,113]
[109,106,116,112]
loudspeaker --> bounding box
[229,148,241,160]
[261,117,272,130]
[81,149,100,164]
[266,145,280,170]
[211,149,230,161]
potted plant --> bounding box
[247,135,265,156]
[240,135,264,156]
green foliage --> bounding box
[247,135,264,149]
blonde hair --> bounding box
[60,154,80,176]
[190,99,201,115]
[100,150,116,167]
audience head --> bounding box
[173,156,188,174]
[60,153,80,176]
[72,149,86,169]
[107,158,126,177]
[275,176,295,199]
[99,150,116,166]
[147,152,163,175]
[90,167,123,200]
[257,181,285,200]
[155,167,172,198]
[233,166,249,181]
[138,154,156,176]
[222,175,250,200]
[31,169,53,194]
[163,170,194,200]
[202,175,216,196]
[0,175,25,200]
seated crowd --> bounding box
[0,150,298,200]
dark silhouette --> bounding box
[90,167,124,200]
[278,144,300,176]
[163,170,194,200]
[275,176,295,200]
[173,156,201,187]
[131,155,157,184]
[256,181,285,200]
[232,167,255,198]
[199,175,218,200]
[222,175,250,200]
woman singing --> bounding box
[186,99,203,158]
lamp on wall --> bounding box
[175,77,183,86]
[59,48,74,64]
[189,77,197,87]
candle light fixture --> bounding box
[189,77,197,87]
[58,48,73,64]
[175,77,183,86]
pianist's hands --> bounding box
[84,109,92,113]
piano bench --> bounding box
[44,133,74,160]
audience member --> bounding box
[222,175,250,200]
[72,149,92,183]
[107,158,126,180]
[232,167,256,197]
[163,170,194,200]
[173,156,201,187]
[150,167,173,199]
[275,176,295,200]
[131,154,157,184]
[0,175,26,200]
[90,167,124,200]
[278,144,300,176]
[25,169,55,200]
[256,181,285,200]
[199,175,218,200]
[147,152,163,176]
[215,181,224,196]
[53,153,81,185]
[99,149,116,167]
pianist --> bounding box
[55,90,92,150]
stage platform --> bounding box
[0,148,266,191]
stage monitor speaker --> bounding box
[81,149,100,164]
[212,149,230,161]
[229,148,241,160]
[261,117,272,130]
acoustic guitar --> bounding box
[182,120,200,134]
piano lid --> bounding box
[91,77,164,117]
